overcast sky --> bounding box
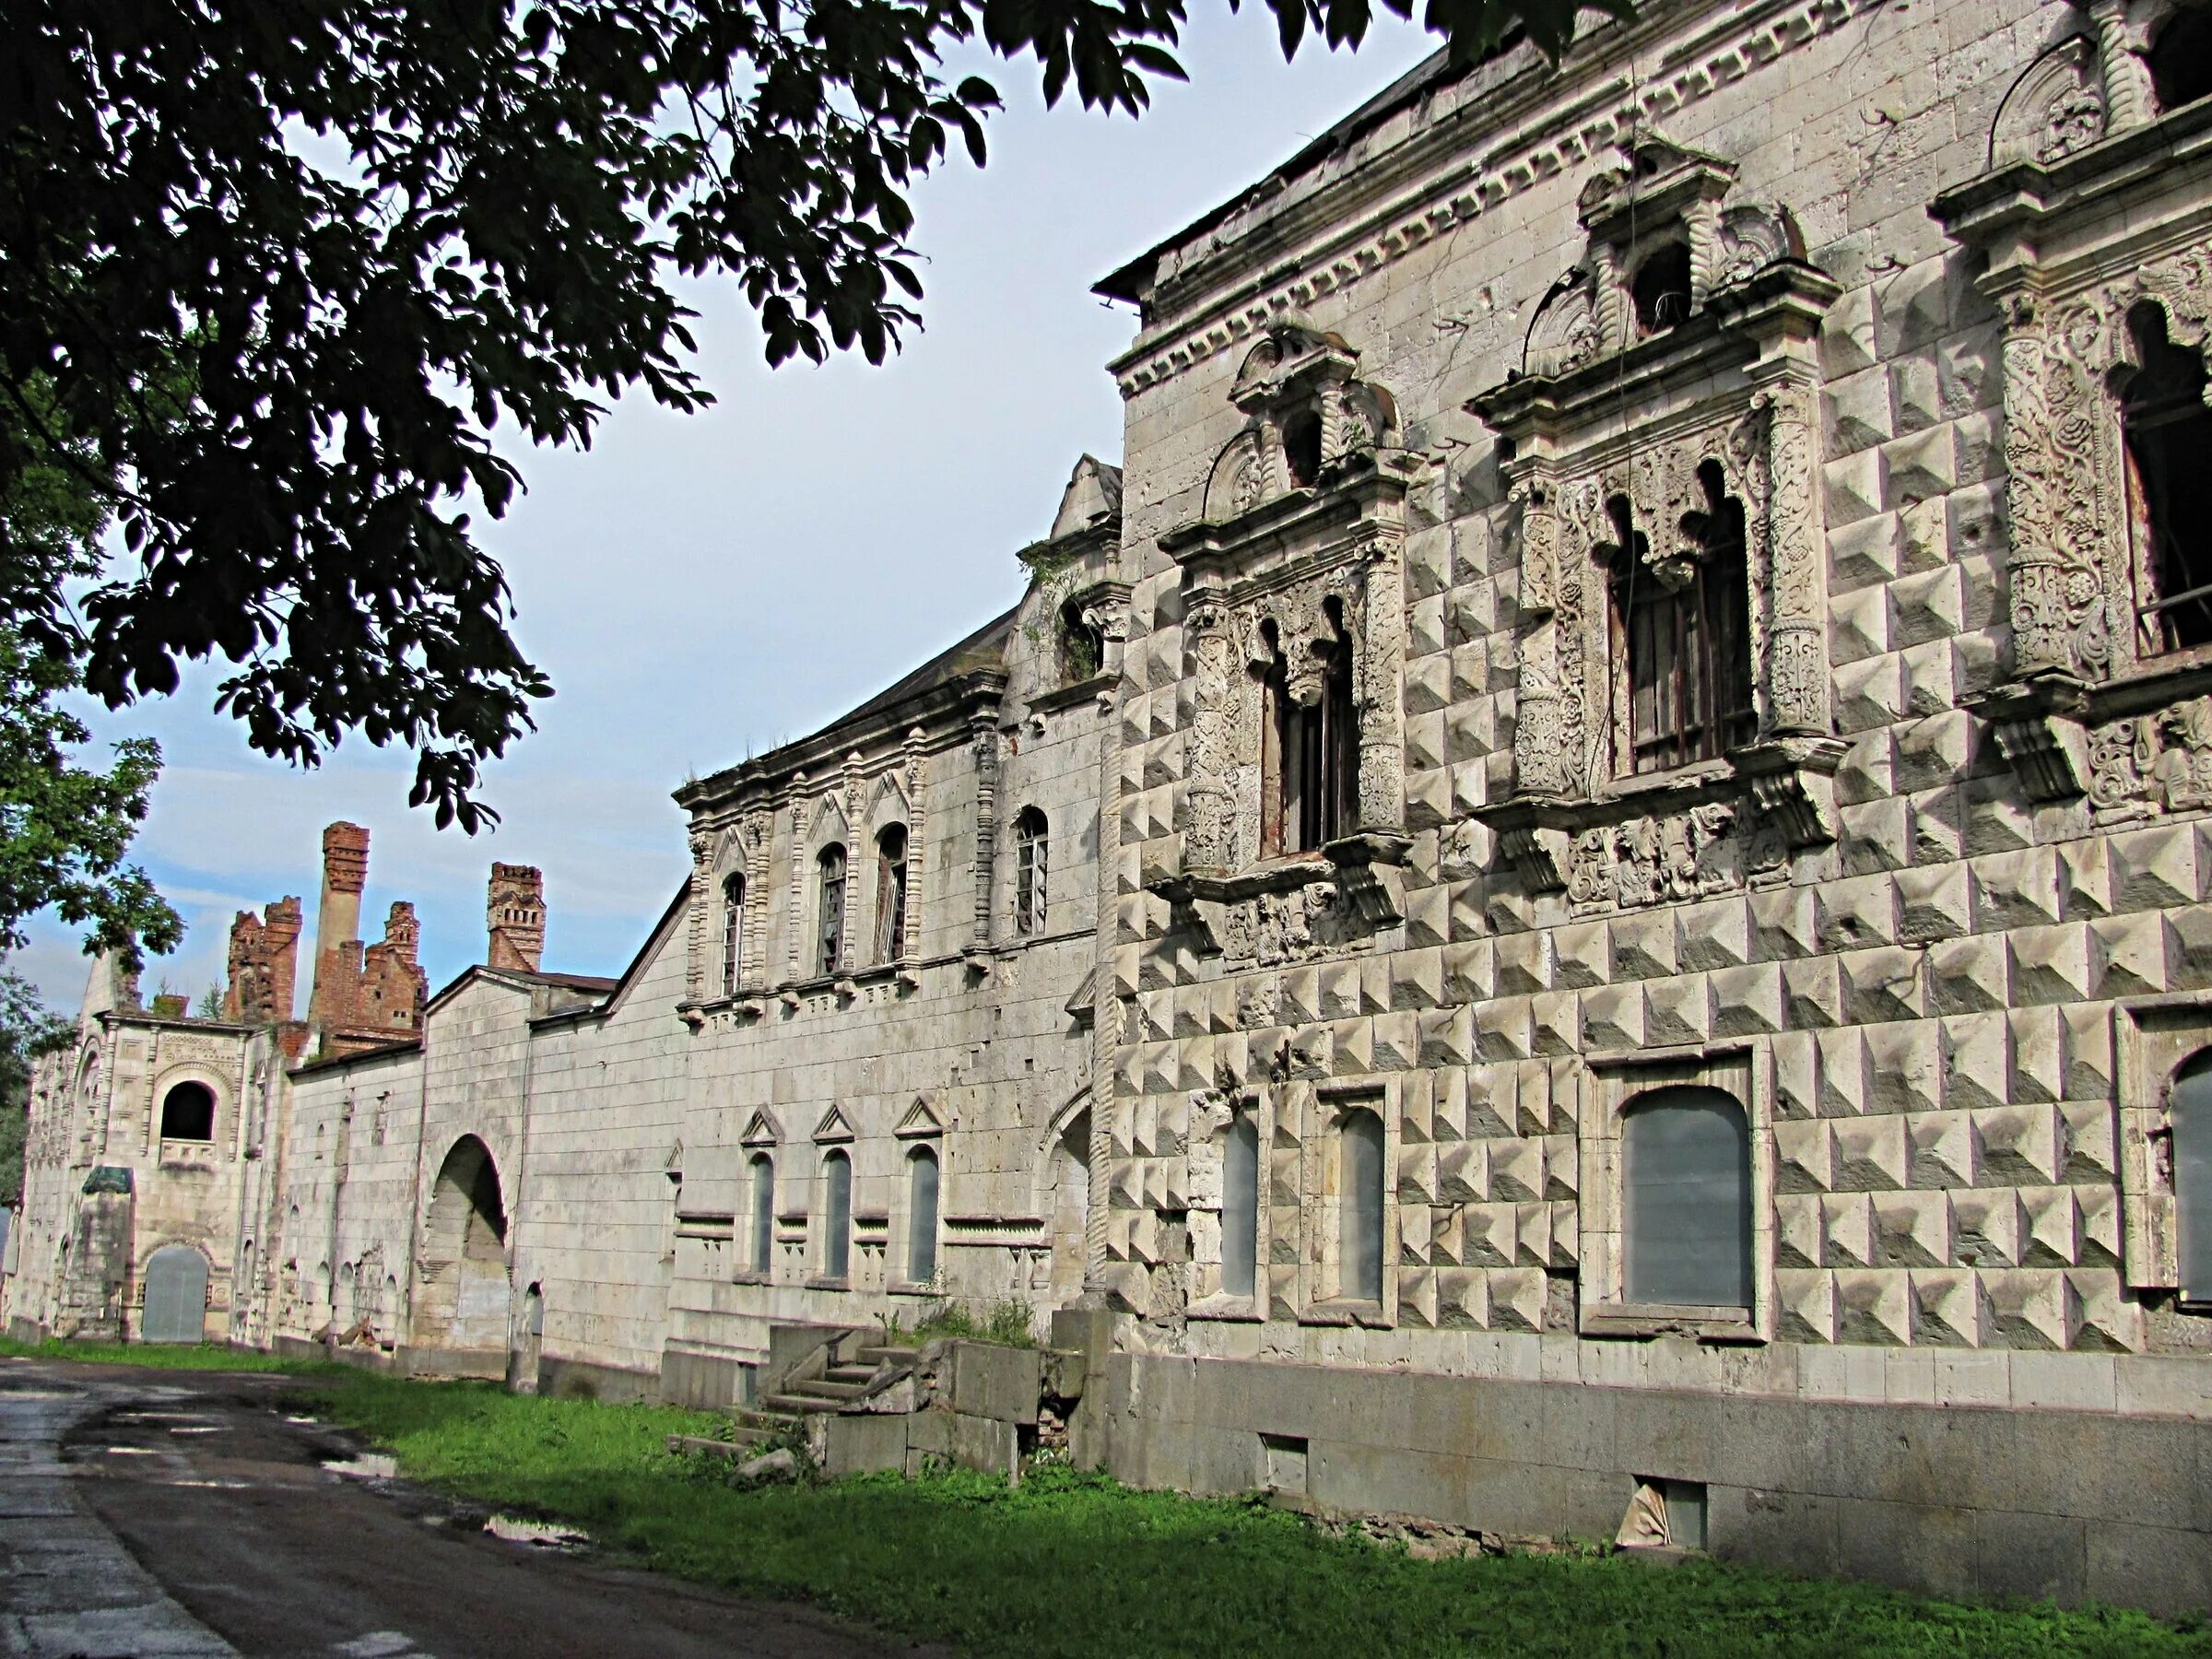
[13,14,1441,1015]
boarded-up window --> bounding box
[2173,1053,2212,1300]
[721,873,746,995]
[749,1153,775,1275]
[1623,1086,1753,1308]
[817,846,848,977]
[1607,469,1755,775]
[907,1147,940,1284]
[2124,304,2212,655]
[1340,1108,1385,1303]
[876,826,909,962]
[142,1244,209,1344]
[159,1082,215,1142]
[822,1150,852,1281]
[1223,1111,1259,1299]
[1014,808,1048,935]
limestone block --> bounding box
[1833,653,1907,735]
[1971,849,2061,932]
[1950,1190,2020,1267]
[1974,1104,2062,1187]
[1981,1268,2072,1349]
[1816,1028,1868,1118]
[1834,731,1896,806]
[2019,1186,2081,1268]
[1405,653,1451,715]
[1895,865,1971,945]
[2057,841,2114,921]
[1406,528,1453,603]
[1782,956,1844,1028]
[1909,787,1966,867]
[1842,946,1926,1022]
[1474,997,1534,1062]
[1551,922,1608,989]
[1508,1060,1551,1138]
[1609,913,1677,981]
[1817,874,1898,953]
[1823,448,1888,530]
[1542,1133,1576,1200]
[1641,977,1708,1047]
[1833,1116,1910,1193]
[1580,984,1643,1053]
[1775,1267,1840,1343]
[1180,1035,1218,1092]
[1316,962,1359,1021]
[2108,826,2202,913]
[1829,582,1891,664]
[2008,924,2095,1005]
[1448,702,1502,766]
[1951,413,2003,488]
[1397,1267,1437,1323]
[1897,495,1949,580]
[1674,898,1749,971]
[1774,1119,1834,1194]
[1772,1030,1818,1120]
[1460,1066,1515,1139]
[1450,582,1500,646]
[1406,769,1454,831]
[1836,1269,1914,1345]
[1894,710,1975,792]
[1449,642,1493,705]
[1437,1142,1483,1205]
[1436,1267,1486,1327]
[1959,778,2033,857]
[2070,1270,2144,1352]
[1512,1201,1555,1267]
[1827,366,1895,454]
[2091,912,2171,999]
[1711,962,1786,1037]
[1940,1013,2008,1112]
[1442,941,1493,1005]
[1494,930,1550,994]
[1890,565,1966,648]
[1464,1201,1518,1265]
[1486,885,1536,936]
[2062,1003,2116,1101]
[1218,1030,1253,1088]
[2001,1007,2062,1106]
[1281,967,1324,1026]
[2075,1184,2121,1266]
[1487,1267,1546,1332]
[1840,798,1913,876]
[1822,1192,1876,1265]
[1867,1020,1947,1114]
[1926,935,2010,1014]
[1453,518,1496,586]
[1876,1191,1953,1267]
[1748,887,1817,961]
[1820,285,1879,378]
[1418,1007,1476,1070]
[1899,639,1960,719]
[1945,478,2006,570]
[1911,1109,1978,1194]
[1911,1269,1988,1347]
[1405,711,1449,773]
[2166,904,2212,991]
[1406,594,1448,660]
[1448,880,1488,943]
[1529,993,1580,1057]
[1777,1193,1824,1267]
[1287,1027,1333,1079]
[1951,629,2003,700]
[1397,1141,1438,1205]
[1550,1202,1579,1266]
[2058,1100,2117,1186]
[1330,1018,1374,1077]
[1883,427,1959,512]
[1267,1265,1300,1322]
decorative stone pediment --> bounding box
[739,1109,782,1147]
[894,1097,947,1138]
[813,1104,855,1144]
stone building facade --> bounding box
[11,0,2212,1608]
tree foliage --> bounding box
[2,0,1612,830]
[0,971,74,1207]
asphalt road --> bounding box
[0,1357,917,1659]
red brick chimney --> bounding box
[487,864,546,973]
[223,895,302,1025]
[309,822,371,1033]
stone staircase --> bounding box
[675,1327,920,1460]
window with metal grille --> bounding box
[2124,304,2212,656]
[1261,608,1359,856]
[1014,808,1048,935]
[1607,466,1756,775]
[720,873,745,995]
[875,826,909,962]
[816,845,847,977]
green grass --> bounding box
[0,1335,337,1373]
[877,1295,1038,1348]
[10,1335,2207,1655]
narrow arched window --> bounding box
[1631,241,1693,333]
[821,1149,852,1280]
[2173,1054,2212,1300]
[1223,1111,1259,1300]
[721,873,746,995]
[749,1153,775,1275]
[2124,304,2212,655]
[817,845,848,977]
[876,826,909,962]
[1014,808,1048,936]
[1262,603,1359,855]
[1340,1108,1384,1303]
[1623,1086,1753,1309]
[906,1146,940,1284]
[159,1082,215,1142]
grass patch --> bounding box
[288,1370,2208,1658]
[0,1335,337,1374]
[877,1296,1037,1348]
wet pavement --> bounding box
[0,1358,913,1658]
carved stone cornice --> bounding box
[1963,676,2094,803]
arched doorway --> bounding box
[142,1244,209,1344]
[414,1136,511,1359]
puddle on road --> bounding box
[284,1414,318,1425]
[168,1425,224,1435]
[104,1445,158,1456]
[322,1453,400,1480]
[483,1514,589,1552]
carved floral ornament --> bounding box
[1197,321,1401,524]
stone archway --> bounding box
[413,1136,510,1362]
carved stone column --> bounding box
[2086,0,2154,133]
[1511,483,1568,796]
[1184,597,1237,873]
[683,827,711,1005]
[900,730,926,967]
[785,795,806,983]
[1998,300,2105,679]
[1354,539,1406,836]
[1759,383,1831,735]
[970,717,999,952]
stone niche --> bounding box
[1149,319,1421,963]
[1464,136,1845,906]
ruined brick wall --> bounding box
[487,865,546,973]
[224,897,302,1025]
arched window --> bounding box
[906,1146,940,1284]
[1606,465,1756,774]
[1282,407,1324,488]
[1014,808,1049,935]
[2151,6,2212,112]
[1631,241,1693,333]
[1059,597,1103,684]
[876,826,909,962]
[1223,1110,1259,1300]
[821,1149,852,1281]
[1340,1108,1385,1304]
[1623,1086,1753,1309]
[159,1081,215,1142]
[1261,603,1359,855]
[2123,303,2212,655]
[2173,1054,2212,1300]
[748,1153,775,1275]
[721,872,746,995]
[816,845,848,977]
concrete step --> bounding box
[821,1364,878,1384]
[789,1378,869,1402]
[854,1346,918,1367]
[761,1391,834,1416]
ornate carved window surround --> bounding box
[1147,322,1418,959]
[1933,63,2212,806]
[1465,235,1843,898]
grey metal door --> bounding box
[142,1245,208,1344]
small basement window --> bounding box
[1631,243,1693,334]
